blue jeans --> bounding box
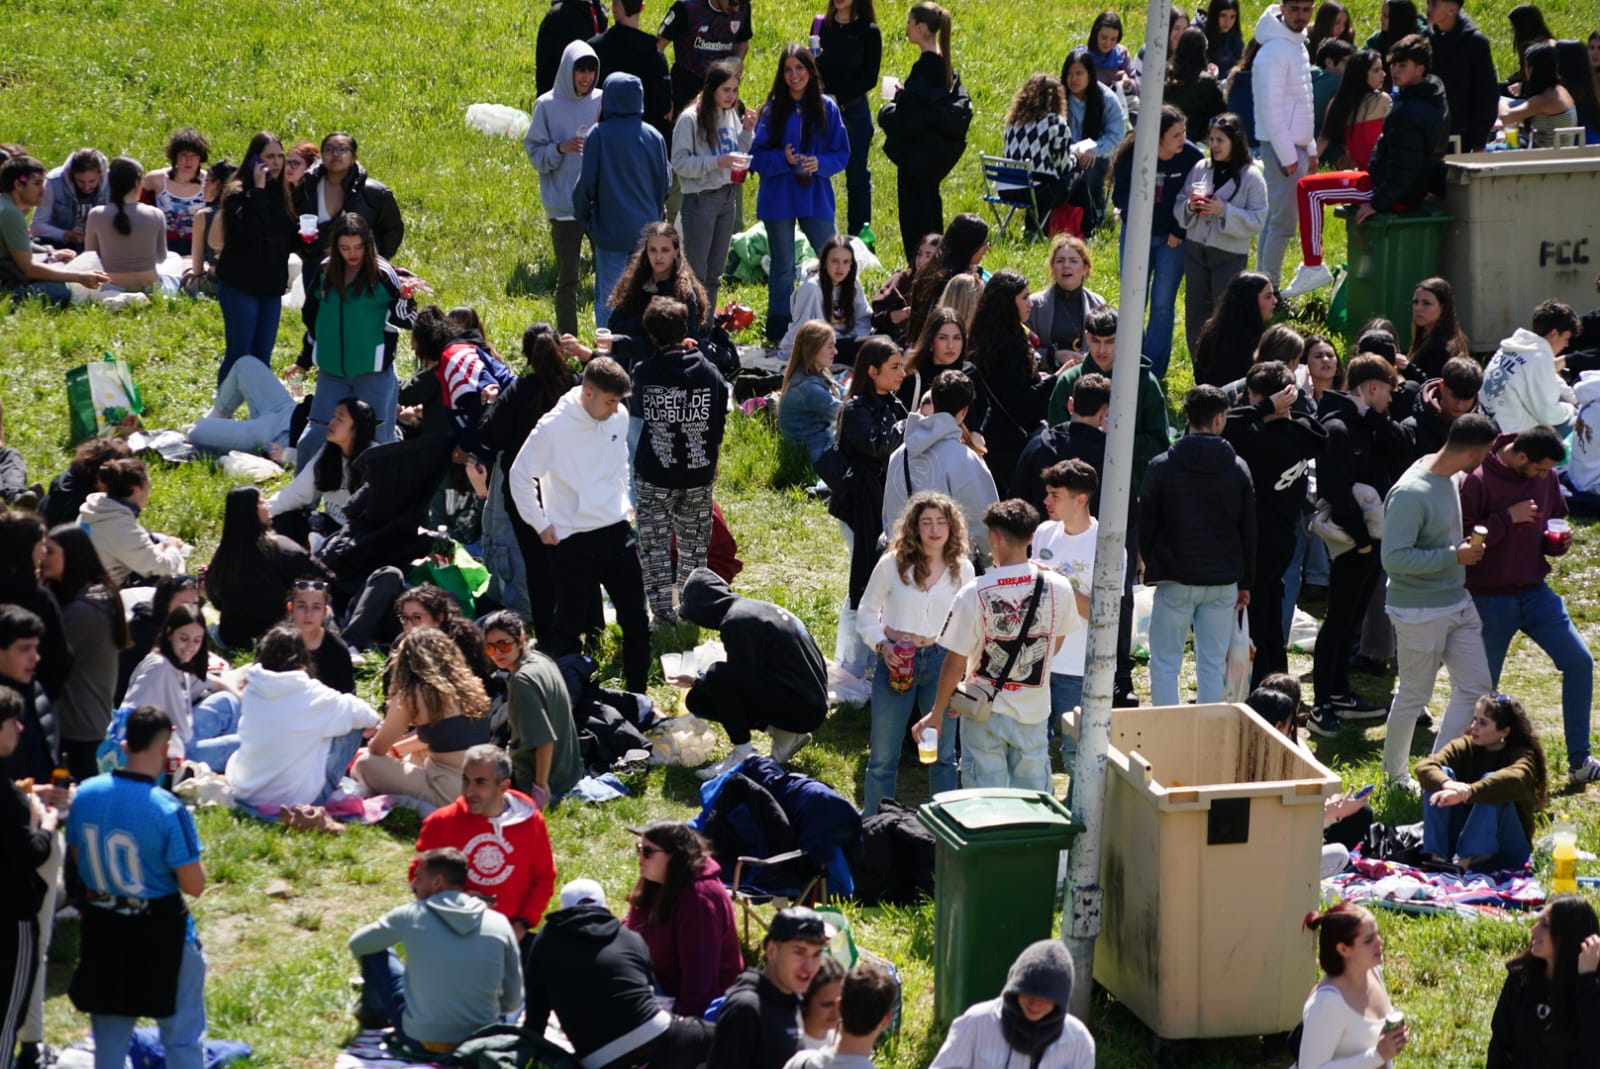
[1474,583,1594,767]
[188,357,296,455]
[839,97,874,236]
[188,691,242,772]
[863,645,955,816]
[1118,230,1186,379]
[293,367,400,470]
[1050,672,1085,772]
[359,949,411,1043]
[318,729,367,804]
[1422,767,1533,869]
[215,280,281,386]
[961,712,1051,793]
[93,938,207,1069]
[10,281,71,307]
[764,216,838,343]
[1148,582,1237,707]
[594,246,632,330]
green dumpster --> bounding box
[917,788,1081,1027]
[1335,203,1452,350]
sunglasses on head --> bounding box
[292,579,329,593]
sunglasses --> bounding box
[484,638,518,655]
[292,579,329,592]
[636,842,664,859]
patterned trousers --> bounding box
[636,480,715,624]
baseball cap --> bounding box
[767,906,831,944]
[559,878,607,910]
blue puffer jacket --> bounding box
[573,73,670,251]
[750,96,850,222]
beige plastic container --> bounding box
[1437,146,1600,354]
[1088,703,1339,1040]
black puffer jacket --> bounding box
[1427,13,1497,151]
[1316,390,1412,549]
[216,185,297,297]
[878,52,972,181]
[1138,432,1256,587]
[1486,962,1600,1069]
[295,161,405,262]
[1368,73,1450,213]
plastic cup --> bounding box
[594,328,613,355]
[1545,517,1570,552]
[298,214,318,241]
[917,728,938,764]
[881,76,899,101]
[576,124,592,151]
[729,153,751,184]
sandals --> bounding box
[277,803,346,835]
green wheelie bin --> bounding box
[917,788,1081,1027]
[1335,202,1452,349]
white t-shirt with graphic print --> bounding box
[938,562,1079,725]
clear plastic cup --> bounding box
[729,153,751,184]
[594,328,613,355]
[298,214,318,242]
[917,728,938,764]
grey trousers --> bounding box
[1183,241,1249,356]
[681,184,740,322]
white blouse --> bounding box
[856,551,975,650]
[1295,983,1390,1069]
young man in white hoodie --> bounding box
[1252,0,1318,288]
[509,357,651,693]
[1479,299,1579,435]
[525,41,604,337]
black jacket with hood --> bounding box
[680,569,828,717]
[1223,401,1326,573]
[295,160,405,264]
[1427,12,1497,151]
[1486,961,1600,1069]
[705,967,803,1069]
[522,904,667,1065]
[1400,378,1472,457]
[1315,390,1412,549]
[630,343,729,490]
[1367,73,1450,213]
[1138,432,1257,588]
[878,52,972,181]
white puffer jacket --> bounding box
[1253,5,1316,164]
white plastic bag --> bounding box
[649,714,718,767]
[465,103,532,140]
[1288,607,1320,653]
[1130,583,1155,660]
[218,451,285,482]
[1222,609,1255,702]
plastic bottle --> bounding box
[1553,822,1579,895]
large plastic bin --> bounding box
[1437,147,1600,354]
[917,789,1081,1027]
[1091,703,1339,1040]
[1336,203,1451,350]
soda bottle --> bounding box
[1552,822,1579,895]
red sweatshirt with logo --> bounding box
[413,792,557,929]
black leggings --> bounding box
[1312,545,1382,704]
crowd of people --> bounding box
[6,1,1600,1068]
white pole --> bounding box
[1065,0,1174,1021]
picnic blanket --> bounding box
[1324,853,1544,920]
[334,1030,450,1069]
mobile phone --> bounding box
[1352,783,1376,800]
[244,155,261,175]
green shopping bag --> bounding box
[407,542,491,617]
[66,352,143,444]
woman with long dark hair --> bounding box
[814,0,884,237]
[1408,276,1468,380]
[1362,0,1422,68]
[39,524,130,779]
[292,211,417,467]
[269,396,378,548]
[183,159,237,299]
[1059,47,1127,234]
[672,60,758,319]
[1506,3,1557,75]
[751,43,850,344]
[878,1,968,263]
[965,270,1047,481]
[1307,0,1355,59]
[0,512,71,703]
[871,231,940,346]
[1487,895,1600,1068]
[778,233,871,363]
[1553,40,1600,145]
[1415,694,1546,871]
[124,604,243,771]
[116,573,202,703]
[205,485,330,649]
[600,222,709,369]
[1498,42,1577,149]
[83,156,171,296]
[214,130,297,385]
[1201,0,1245,78]
[1297,904,1409,1067]
[1166,28,1228,141]
[900,306,985,438]
[623,821,743,1019]
[1085,10,1135,91]
[907,212,988,345]
[1192,270,1277,385]
[1177,113,1268,355]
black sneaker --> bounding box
[1306,705,1344,738]
[1328,693,1389,720]
[1112,685,1140,708]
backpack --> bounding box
[450,1024,584,1069]
[853,798,936,906]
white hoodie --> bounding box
[226,664,380,809]
[1479,327,1574,435]
[508,384,632,540]
[1253,5,1316,165]
[1569,372,1600,493]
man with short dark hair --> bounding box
[1380,412,1498,786]
[0,605,52,784]
[510,356,651,693]
[882,368,998,562]
[1046,307,1170,487]
[1009,372,1109,513]
[29,148,108,252]
[913,500,1078,791]
[1460,425,1599,784]
[1311,39,1354,143]
[66,706,209,1069]
[591,0,673,139]
[632,295,729,626]
[781,961,899,1069]
[707,907,827,1069]
[0,155,107,306]
[1140,386,1257,706]
[413,744,557,942]
[1480,299,1581,434]
[350,847,523,1056]
[1403,355,1481,457]
[1425,0,1497,152]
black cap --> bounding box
[767,906,830,945]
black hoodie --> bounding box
[1426,13,1497,152]
[706,967,803,1069]
[1315,390,1412,550]
[680,569,828,716]
[1223,401,1327,572]
[630,344,729,489]
[523,905,667,1064]
[1367,73,1450,213]
[1138,433,1256,587]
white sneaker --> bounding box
[1281,262,1334,299]
[769,729,813,764]
[1571,756,1600,786]
[1388,775,1421,796]
[695,744,755,781]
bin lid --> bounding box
[925,788,1076,832]
[1445,147,1600,178]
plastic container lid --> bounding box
[921,788,1078,841]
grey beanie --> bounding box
[1002,940,1075,1007]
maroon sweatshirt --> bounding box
[1459,434,1569,597]
[623,858,744,1017]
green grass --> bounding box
[9,0,1600,1065]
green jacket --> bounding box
[1416,736,1542,844]
[1047,355,1171,488]
[312,259,415,378]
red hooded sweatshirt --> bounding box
[413,791,557,930]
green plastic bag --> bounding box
[408,542,491,616]
[66,352,143,444]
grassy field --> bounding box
[7,0,1600,1065]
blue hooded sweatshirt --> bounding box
[573,73,669,252]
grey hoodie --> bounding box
[525,40,605,220]
[881,411,998,556]
[348,890,523,1045]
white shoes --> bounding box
[696,743,755,781]
[1281,262,1334,299]
[769,729,813,764]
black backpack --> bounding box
[853,799,936,906]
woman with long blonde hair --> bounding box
[855,491,973,814]
[352,626,492,806]
[778,319,845,463]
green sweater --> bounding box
[1046,355,1171,488]
[1416,736,1542,844]
[1380,461,1465,609]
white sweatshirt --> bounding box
[225,664,380,810]
[508,385,632,540]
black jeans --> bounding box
[687,662,827,745]
[603,1016,714,1069]
[552,522,650,693]
[1312,545,1381,704]
[897,171,945,263]
[1249,543,1294,687]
